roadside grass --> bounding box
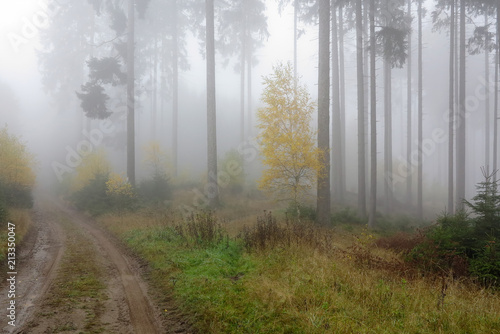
[98,210,500,334]
[0,208,32,263]
[30,215,107,333]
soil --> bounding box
[0,199,194,334]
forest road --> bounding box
[0,199,181,334]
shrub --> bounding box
[285,202,316,221]
[71,173,111,216]
[0,182,33,209]
[331,207,362,225]
[0,190,7,223]
[106,172,136,212]
[219,149,245,194]
[138,173,171,205]
[405,212,471,277]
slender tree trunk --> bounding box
[448,0,455,215]
[331,2,342,201]
[364,4,370,198]
[485,13,490,175]
[294,0,298,83]
[152,35,158,140]
[368,0,377,228]
[247,44,252,137]
[494,3,500,177]
[339,3,346,196]
[206,0,219,207]
[356,0,366,218]
[127,0,136,186]
[406,0,412,207]
[384,59,393,214]
[240,24,246,143]
[456,0,466,210]
[417,0,423,219]
[317,0,331,225]
[172,0,179,176]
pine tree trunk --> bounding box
[364,4,370,200]
[494,3,500,177]
[383,0,393,215]
[417,0,423,219]
[206,0,219,207]
[456,0,466,211]
[448,0,455,214]
[356,0,367,218]
[152,35,158,140]
[406,0,412,207]
[247,43,252,137]
[240,24,246,143]
[294,0,298,83]
[384,60,393,215]
[317,0,331,225]
[331,2,342,201]
[127,0,136,187]
[172,0,179,177]
[485,13,490,175]
[339,3,346,196]
[368,0,377,228]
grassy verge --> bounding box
[28,215,107,333]
[99,211,500,334]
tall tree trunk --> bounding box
[384,59,393,214]
[247,44,252,137]
[339,3,346,196]
[456,0,466,210]
[485,13,490,175]
[240,24,246,143]
[294,0,298,83]
[406,0,412,207]
[448,0,455,214]
[331,1,342,201]
[206,0,219,207]
[152,35,158,140]
[417,0,423,219]
[127,0,136,186]
[317,0,330,225]
[368,0,377,228]
[364,3,370,199]
[383,0,393,215]
[172,0,179,176]
[494,3,500,177]
[356,0,367,218]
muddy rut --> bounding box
[0,200,187,334]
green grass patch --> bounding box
[101,212,500,334]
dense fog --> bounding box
[0,0,498,221]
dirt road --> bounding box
[0,201,190,334]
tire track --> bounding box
[0,208,65,334]
[53,202,162,333]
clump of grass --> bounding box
[240,211,335,254]
[174,211,226,247]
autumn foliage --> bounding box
[257,62,323,208]
[0,127,36,208]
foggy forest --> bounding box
[1,0,500,333]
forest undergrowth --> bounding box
[98,201,500,334]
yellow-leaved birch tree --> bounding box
[257,62,324,215]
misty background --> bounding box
[0,0,495,219]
